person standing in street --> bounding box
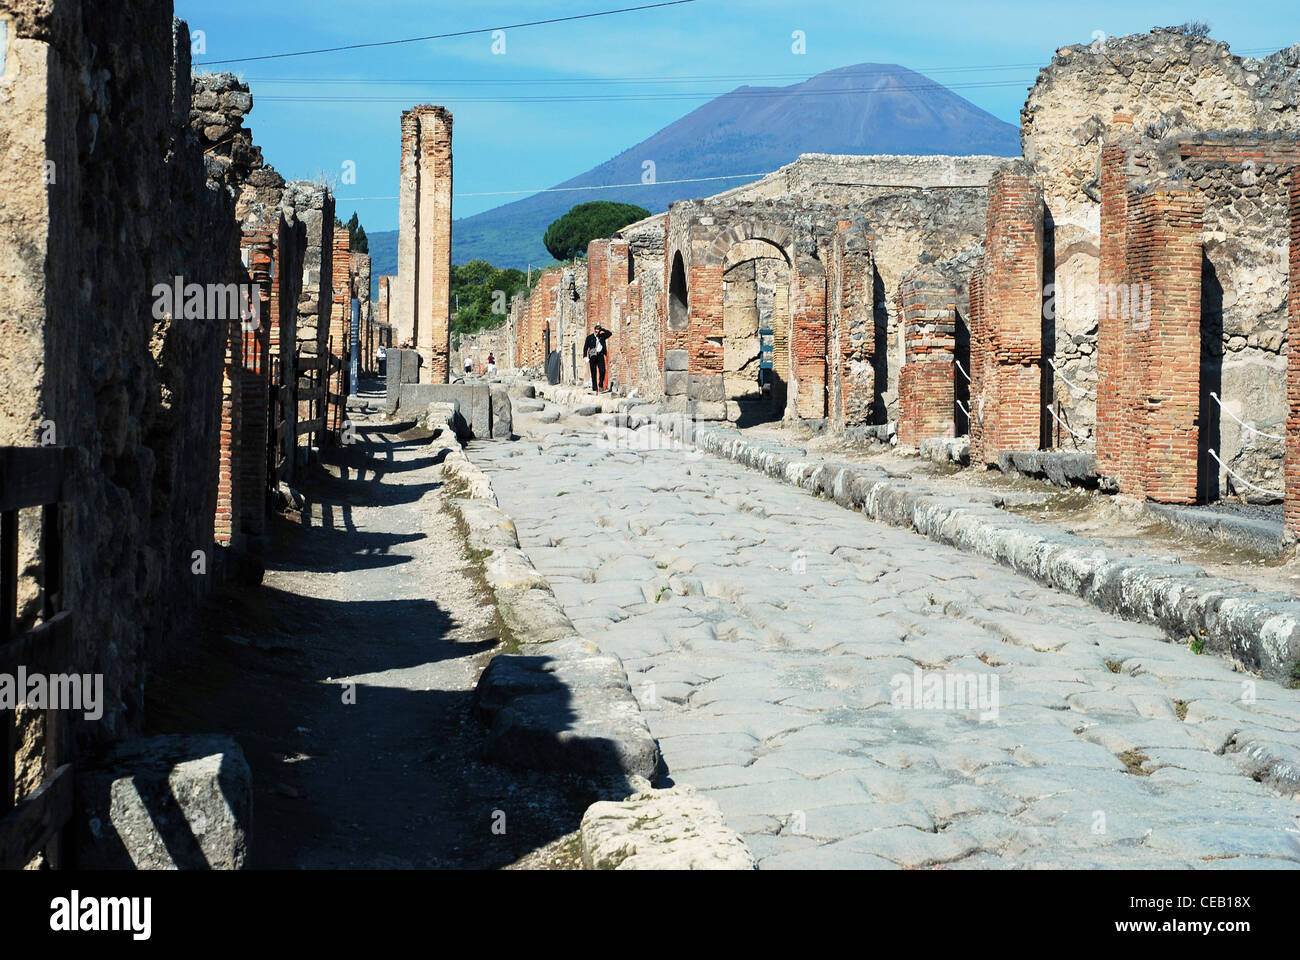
[583,324,613,393]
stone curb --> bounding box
[432,406,661,785]
[532,383,1300,683]
[580,780,757,870]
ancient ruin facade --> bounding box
[0,1,385,862]
[496,29,1300,534]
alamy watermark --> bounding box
[0,667,103,721]
[890,667,999,723]
[152,277,263,330]
[1044,279,1152,331]
[595,412,704,459]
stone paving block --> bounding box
[469,415,1300,868]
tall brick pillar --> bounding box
[587,239,611,389]
[898,266,957,446]
[1120,187,1203,502]
[330,230,352,406]
[967,261,985,444]
[606,240,633,389]
[397,105,453,381]
[791,259,828,420]
[395,112,420,349]
[972,171,1044,464]
[216,310,243,548]
[1096,126,1132,480]
[239,231,275,537]
[1285,176,1300,538]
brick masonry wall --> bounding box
[791,261,828,419]
[972,171,1044,464]
[330,231,352,415]
[237,231,274,538]
[1286,176,1299,537]
[1119,187,1204,502]
[1096,131,1131,480]
[396,111,419,350]
[686,262,724,375]
[968,263,987,454]
[898,267,958,446]
[605,241,637,391]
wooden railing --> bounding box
[0,446,76,869]
[295,340,346,452]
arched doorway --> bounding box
[723,239,791,420]
[668,252,688,331]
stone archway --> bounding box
[722,238,791,414]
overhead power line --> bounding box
[258,78,1032,105]
[195,0,696,66]
[245,63,1046,86]
[338,172,770,202]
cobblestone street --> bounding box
[471,415,1300,869]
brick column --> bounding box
[606,240,633,389]
[967,262,987,454]
[898,266,957,446]
[395,111,420,349]
[1285,175,1300,537]
[1096,127,1132,480]
[973,171,1044,464]
[791,259,828,420]
[687,262,724,374]
[586,239,610,388]
[239,230,274,537]
[418,107,453,382]
[1120,187,1203,502]
[330,230,352,408]
[216,312,243,548]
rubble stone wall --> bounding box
[0,3,249,762]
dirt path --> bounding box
[146,384,590,869]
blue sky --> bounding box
[173,0,1299,232]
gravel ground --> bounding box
[147,383,592,869]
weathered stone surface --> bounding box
[580,783,756,869]
[664,350,689,372]
[76,735,252,870]
[476,653,660,781]
[489,385,513,439]
[997,450,1098,488]
[470,416,1300,868]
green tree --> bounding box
[343,211,369,254]
[450,260,527,339]
[542,201,650,262]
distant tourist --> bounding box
[377,345,387,377]
[464,354,473,375]
[487,353,496,376]
[584,324,612,393]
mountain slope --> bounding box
[370,63,1021,278]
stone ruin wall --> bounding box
[451,326,507,378]
[851,188,989,421]
[1125,134,1296,497]
[1022,30,1300,463]
[0,2,252,766]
